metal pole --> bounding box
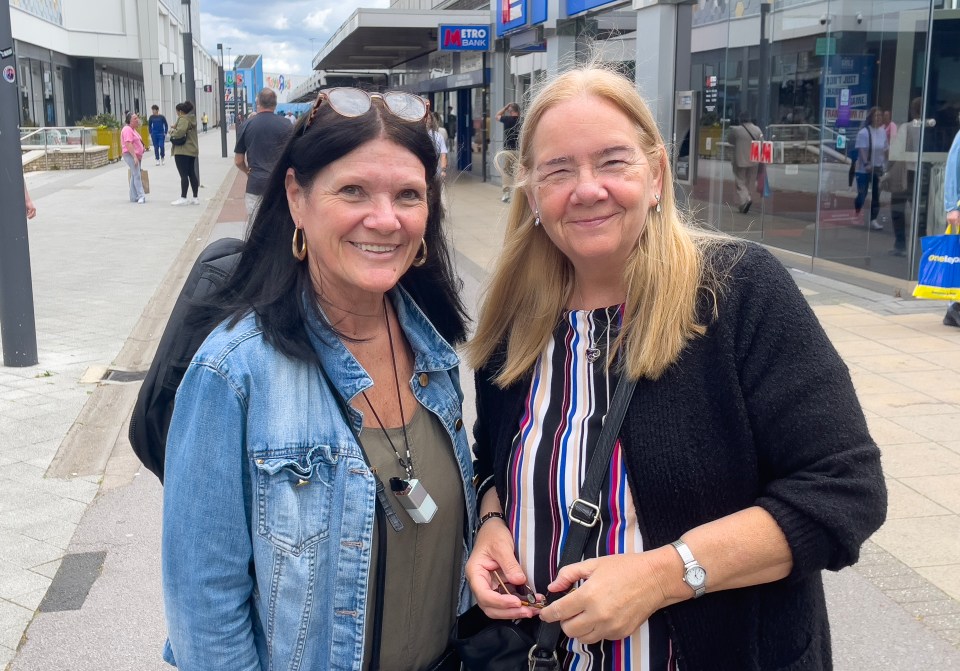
[0,4,39,366]
[217,43,227,158]
[181,0,199,184]
[758,1,771,132]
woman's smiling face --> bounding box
[286,136,428,307]
[525,95,662,277]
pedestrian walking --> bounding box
[147,105,168,166]
[121,112,146,204]
[169,101,199,206]
[201,112,209,133]
[233,88,293,222]
[726,111,762,214]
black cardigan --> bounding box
[472,243,887,671]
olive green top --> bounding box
[170,114,198,157]
[360,407,465,670]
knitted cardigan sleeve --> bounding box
[729,245,887,577]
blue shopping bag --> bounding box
[913,225,960,300]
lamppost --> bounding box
[0,2,38,366]
[181,0,199,183]
[217,43,227,157]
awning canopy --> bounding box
[313,8,490,71]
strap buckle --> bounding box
[568,498,600,527]
[528,644,559,670]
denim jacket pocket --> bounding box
[253,445,337,555]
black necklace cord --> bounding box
[359,297,416,480]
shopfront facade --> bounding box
[685,0,959,284]
[489,0,960,285]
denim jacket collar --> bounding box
[303,285,460,407]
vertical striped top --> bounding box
[503,306,676,671]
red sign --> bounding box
[761,141,773,164]
[750,140,761,163]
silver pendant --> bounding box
[390,477,437,524]
[586,347,601,363]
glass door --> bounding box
[814,0,933,279]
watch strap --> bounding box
[671,539,695,565]
[671,539,706,598]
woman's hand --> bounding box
[465,518,541,620]
[538,550,674,645]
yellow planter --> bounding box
[95,127,122,161]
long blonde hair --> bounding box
[467,65,730,386]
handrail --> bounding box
[19,126,106,169]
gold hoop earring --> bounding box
[292,226,307,261]
[412,238,428,267]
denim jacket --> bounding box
[162,287,476,671]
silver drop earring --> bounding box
[534,210,541,227]
[655,194,662,213]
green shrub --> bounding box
[76,114,121,129]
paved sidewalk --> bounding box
[1,147,959,669]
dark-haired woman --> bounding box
[161,89,474,671]
[169,101,199,206]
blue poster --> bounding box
[824,55,875,130]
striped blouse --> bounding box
[503,306,677,671]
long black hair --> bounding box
[200,97,468,363]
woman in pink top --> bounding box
[121,112,147,203]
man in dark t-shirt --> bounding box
[233,88,293,221]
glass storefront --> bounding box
[688,0,957,282]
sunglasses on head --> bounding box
[305,87,428,130]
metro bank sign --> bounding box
[439,24,491,51]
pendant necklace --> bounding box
[585,307,614,364]
[359,298,437,524]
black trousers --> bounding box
[174,155,198,198]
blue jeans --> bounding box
[855,171,880,222]
[122,153,145,202]
[151,134,165,160]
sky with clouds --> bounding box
[198,0,390,76]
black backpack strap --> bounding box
[528,374,638,669]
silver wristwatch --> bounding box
[671,539,707,598]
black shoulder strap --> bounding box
[529,374,638,669]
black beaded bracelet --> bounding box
[478,511,505,528]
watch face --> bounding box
[686,566,706,588]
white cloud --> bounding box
[273,15,290,30]
[304,8,333,31]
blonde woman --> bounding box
[465,66,886,670]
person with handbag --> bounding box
[465,65,887,671]
[169,101,200,206]
[161,88,473,671]
[725,110,762,214]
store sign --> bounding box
[816,37,837,56]
[440,25,491,51]
[496,0,526,36]
[567,0,618,18]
